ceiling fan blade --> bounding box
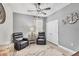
[42,7,51,10]
[34,3,38,9]
[27,10,37,12]
[41,11,46,15]
[34,3,41,10]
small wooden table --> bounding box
[28,33,37,44]
[29,39,36,44]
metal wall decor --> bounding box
[0,3,6,24]
[62,11,79,24]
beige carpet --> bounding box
[14,42,72,56]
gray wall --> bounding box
[43,17,47,32]
[47,3,79,51]
[0,4,13,45]
[13,13,46,38]
[13,13,34,38]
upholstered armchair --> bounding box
[13,32,29,50]
[36,32,46,45]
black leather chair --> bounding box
[13,32,29,51]
[36,32,46,45]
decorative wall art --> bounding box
[0,3,6,24]
[62,11,79,24]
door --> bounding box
[46,20,58,45]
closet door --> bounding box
[46,20,58,45]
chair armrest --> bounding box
[22,38,28,41]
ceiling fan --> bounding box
[27,3,51,15]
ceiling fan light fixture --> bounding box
[44,7,51,10]
[27,3,51,15]
[37,3,41,5]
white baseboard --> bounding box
[47,40,58,45]
[0,41,12,46]
[58,45,76,54]
[47,40,76,54]
[48,40,77,54]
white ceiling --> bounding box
[6,3,70,17]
